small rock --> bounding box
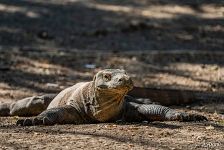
[142,121,148,124]
[84,64,96,69]
[46,83,59,88]
[186,105,191,109]
[115,120,123,123]
[212,66,219,71]
[37,30,53,40]
[205,125,214,130]
[33,132,40,135]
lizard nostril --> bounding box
[118,78,123,82]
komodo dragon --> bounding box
[0,69,207,126]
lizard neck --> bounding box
[90,83,128,122]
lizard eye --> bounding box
[103,73,111,81]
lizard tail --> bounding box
[0,103,11,116]
[128,87,224,106]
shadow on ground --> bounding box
[0,0,223,101]
[0,0,223,50]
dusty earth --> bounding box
[0,0,224,150]
[1,50,224,150]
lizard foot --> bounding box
[16,106,80,126]
[180,113,208,122]
[166,111,208,122]
[16,117,56,126]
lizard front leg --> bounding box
[16,105,86,126]
[123,102,207,122]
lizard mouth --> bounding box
[96,85,132,94]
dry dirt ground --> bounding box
[1,50,224,150]
[0,0,224,149]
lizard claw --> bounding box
[32,118,44,125]
[16,117,54,126]
[16,118,33,126]
[16,119,25,126]
[179,113,208,122]
[166,111,208,122]
[188,114,208,122]
[42,117,54,125]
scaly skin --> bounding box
[0,69,207,126]
[129,87,224,106]
[122,96,207,122]
[0,94,56,116]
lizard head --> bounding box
[93,69,133,94]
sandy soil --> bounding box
[0,0,224,149]
[0,118,224,150]
[0,50,224,150]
